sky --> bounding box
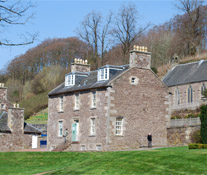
[0,0,178,70]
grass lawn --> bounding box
[0,147,207,175]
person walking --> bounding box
[147,133,152,148]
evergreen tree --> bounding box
[200,105,207,144]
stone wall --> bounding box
[169,81,207,111]
[0,133,32,151]
[167,125,200,145]
[47,88,108,151]
[107,68,169,150]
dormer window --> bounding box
[98,68,109,81]
[65,74,75,86]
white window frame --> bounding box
[65,74,75,86]
[58,121,63,137]
[74,93,80,110]
[90,118,96,135]
[98,68,109,81]
[59,96,64,112]
[91,91,96,108]
[115,118,123,136]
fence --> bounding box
[170,117,201,127]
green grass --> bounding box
[1,147,207,175]
[26,108,48,124]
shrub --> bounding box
[185,113,199,118]
[171,115,182,119]
[200,105,207,144]
[189,143,207,149]
[191,130,201,143]
[151,67,158,74]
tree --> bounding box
[175,0,206,55]
[200,105,207,144]
[78,11,112,68]
[111,3,149,62]
[0,0,36,46]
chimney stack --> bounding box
[8,105,24,134]
[129,45,151,69]
[71,58,90,72]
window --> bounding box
[98,68,109,81]
[96,145,102,151]
[80,145,86,151]
[90,118,96,135]
[201,83,206,97]
[1,104,5,110]
[74,94,80,110]
[131,77,136,84]
[91,91,96,108]
[175,87,180,105]
[59,96,64,111]
[58,121,63,137]
[115,118,123,135]
[65,74,75,86]
[188,85,193,103]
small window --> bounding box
[74,94,80,110]
[131,77,135,83]
[188,85,193,103]
[80,145,86,151]
[130,76,138,85]
[59,96,64,111]
[96,145,102,151]
[91,91,96,108]
[1,104,5,110]
[201,83,206,97]
[58,121,63,137]
[98,68,109,81]
[65,74,75,86]
[90,118,96,135]
[115,117,123,135]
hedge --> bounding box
[189,143,207,149]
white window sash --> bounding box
[90,118,95,135]
[58,121,63,137]
[91,92,96,107]
[115,118,123,135]
[75,94,80,109]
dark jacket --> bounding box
[147,135,152,141]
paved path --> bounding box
[14,148,47,152]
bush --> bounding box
[171,115,182,119]
[188,143,207,149]
[191,130,201,143]
[185,113,199,118]
[151,67,158,74]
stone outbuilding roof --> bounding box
[49,64,129,96]
[0,111,41,134]
[163,60,207,87]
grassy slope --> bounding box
[0,147,207,175]
[26,108,48,124]
[20,91,49,119]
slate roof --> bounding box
[0,111,41,134]
[163,60,207,87]
[49,64,129,96]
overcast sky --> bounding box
[0,0,178,70]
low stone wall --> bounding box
[0,133,32,151]
[167,125,200,146]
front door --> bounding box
[72,120,79,142]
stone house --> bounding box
[0,85,41,151]
[163,60,207,112]
[47,46,170,151]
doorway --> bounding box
[72,120,79,142]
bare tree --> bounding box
[0,0,36,46]
[111,3,149,62]
[78,11,112,68]
[175,0,206,55]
